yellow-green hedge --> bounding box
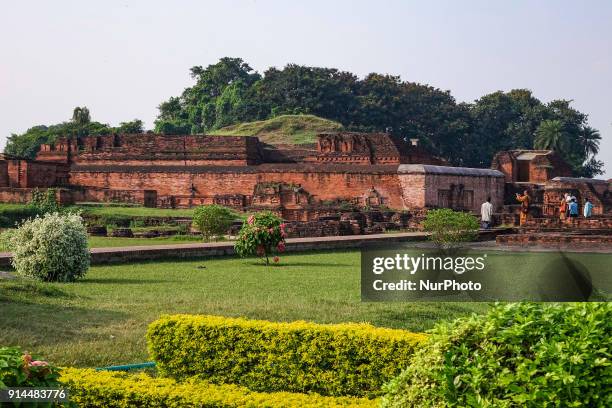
[147,315,427,398]
[59,368,377,407]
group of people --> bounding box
[559,193,593,223]
[479,191,594,229]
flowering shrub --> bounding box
[192,204,235,241]
[7,212,90,282]
[0,346,61,388]
[234,211,286,264]
[382,302,612,407]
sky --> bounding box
[1,0,610,176]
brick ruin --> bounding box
[490,150,612,247]
[0,132,504,217]
[0,132,610,240]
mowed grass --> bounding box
[88,235,204,248]
[209,114,343,145]
[0,250,488,368]
[76,205,194,218]
[0,203,194,218]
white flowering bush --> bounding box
[7,212,90,282]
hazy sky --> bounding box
[1,0,610,176]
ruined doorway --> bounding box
[143,190,157,208]
[517,160,530,182]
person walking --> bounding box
[516,190,530,226]
[583,198,593,218]
[481,196,493,229]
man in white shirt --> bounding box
[481,196,493,229]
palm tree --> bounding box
[72,106,91,125]
[534,119,568,153]
[578,126,600,156]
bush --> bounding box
[7,212,90,282]
[192,204,235,241]
[147,314,427,398]
[422,208,479,247]
[60,368,377,408]
[29,188,60,214]
[382,303,612,408]
[0,346,61,389]
[234,211,286,264]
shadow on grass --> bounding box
[0,298,126,346]
[0,280,75,299]
[82,278,175,284]
[375,303,489,330]
[276,262,354,268]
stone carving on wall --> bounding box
[251,182,312,209]
[364,187,385,207]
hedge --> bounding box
[59,368,377,407]
[147,315,427,398]
[382,302,612,407]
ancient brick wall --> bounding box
[38,134,262,166]
[398,166,505,212]
[0,188,75,205]
[0,161,8,187]
[68,165,405,210]
[543,178,611,216]
[424,173,504,212]
[397,174,427,208]
[25,161,70,188]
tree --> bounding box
[154,57,261,133]
[466,89,546,167]
[4,109,143,158]
[578,126,601,157]
[114,119,144,134]
[72,106,91,125]
[255,65,359,125]
[534,119,568,153]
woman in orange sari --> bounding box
[559,194,567,221]
[515,190,530,226]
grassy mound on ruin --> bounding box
[210,114,343,145]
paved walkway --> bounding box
[2,228,606,269]
[0,231,433,267]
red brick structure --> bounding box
[0,132,507,219]
[491,150,572,184]
[398,165,505,211]
[491,149,611,222]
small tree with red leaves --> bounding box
[234,211,286,265]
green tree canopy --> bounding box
[4,108,144,159]
[6,58,603,177]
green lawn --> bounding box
[88,235,204,248]
[0,202,195,218]
[0,250,488,368]
[76,205,194,218]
